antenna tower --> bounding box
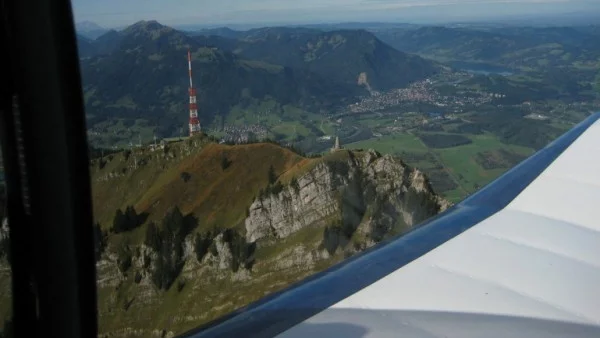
[187,49,201,136]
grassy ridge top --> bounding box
[91,139,324,234]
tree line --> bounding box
[112,206,146,233]
[144,207,197,290]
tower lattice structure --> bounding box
[187,49,201,136]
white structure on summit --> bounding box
[331,136,342,152]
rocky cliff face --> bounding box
[87,144,450,337]
[245,150,449,246]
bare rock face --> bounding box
[409,169,430,193]
[182,235,195,260]
[357,72,372,92]
[437,198,453,212]
[245,150,447,244]
[208,233,233,271]
[245,162,342,242]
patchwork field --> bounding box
[347,132,534,203]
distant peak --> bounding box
[124,20,175,33]
[123,20,176,39]
[76,20,105,31]
[128,20,164,30]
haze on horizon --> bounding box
[72,0,600,28]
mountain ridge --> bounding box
[76,20,109,40]
[195,26,441,91]
[88,136,448,336]
[373,25,600,69]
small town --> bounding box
[345,75,504,115]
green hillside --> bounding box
[87,135,446,336]
[81,21,363,146]
[91,137,309,231]
[91,137,326,335]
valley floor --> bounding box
[346,131,534,202]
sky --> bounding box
[71,0,600,28]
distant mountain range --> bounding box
[370,25,600,100]
[76,21,109,40]
[76,34,97,58]
[207,27,439,91]
[191,24,600,71]
[201,23,600,99]
[372,25,600,67]
[77,21,439,142]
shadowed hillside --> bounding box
[196,27,441,92]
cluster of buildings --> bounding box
[345,78,504,115]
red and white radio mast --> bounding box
[187,49,201,136]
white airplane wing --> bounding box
[189,113,600,338]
